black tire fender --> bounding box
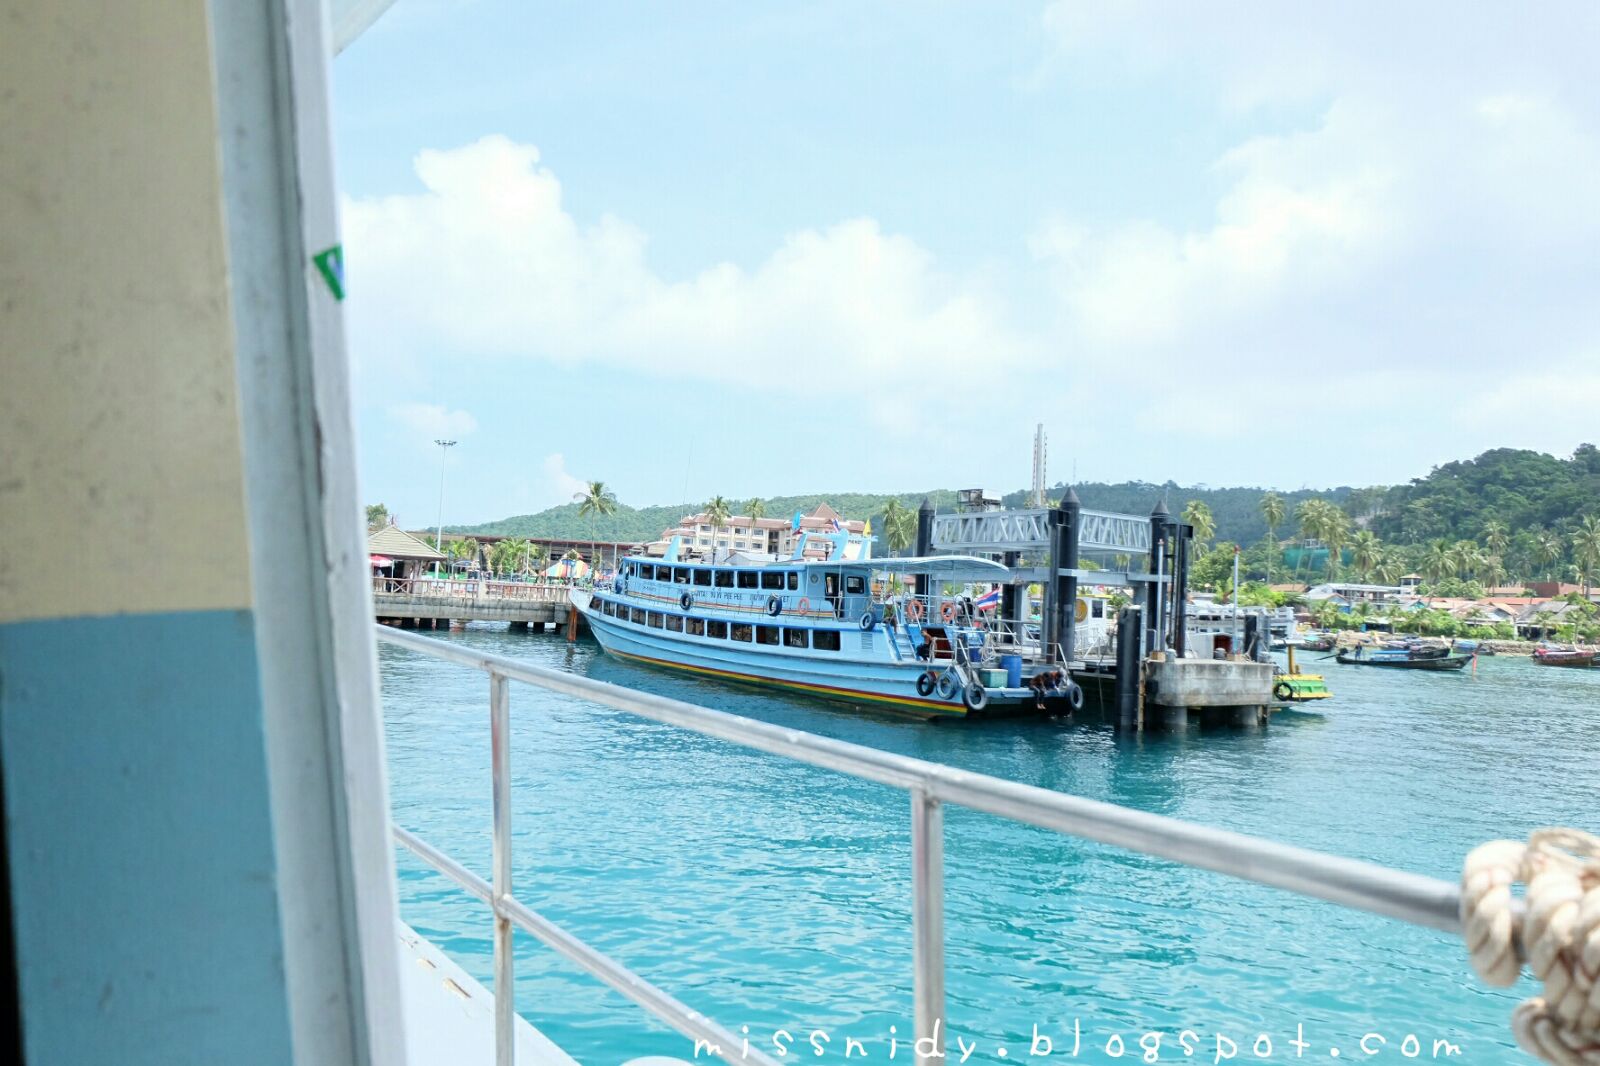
[964,682,989,712]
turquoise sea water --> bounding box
[380,630,1599,1064]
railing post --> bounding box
[490,670,514,1066]
[911,787,945,1058]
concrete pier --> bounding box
[1142,656,1272,730]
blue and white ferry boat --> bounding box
[573,528,1083,717]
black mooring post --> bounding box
[1001,550,1019,635]
[1172,519,1190,657]
[1146,497,1170,655]
[1115,605,1142,730]
[1059,488,1081,666]
[913,497,934,599]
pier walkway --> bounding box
[372,576,577,631]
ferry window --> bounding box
[693,569,712,587]
[756,625,779,645]
[649,612,665,628]
[666,614,683,632]
[730,623,753,642]
[784,628,808,649]
[674,568,690,584]
[630,607,645,624]
[845,576,865,594]
[687,617,706,636]
[707,620,728,639]
[813,630,841,652]
[787,572,800,590]
[714,570,734,588]
[604,600,616,617]
[760,571,783,590]
[737,571,758,589]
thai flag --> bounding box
[830,517,844,532]
[976,587,1001,612]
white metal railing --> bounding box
[375,624,1473,1066]
[372,576,576,602]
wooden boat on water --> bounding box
[1274,644,1332,703]
[1336,644,1474,670]
[1532,646,1599,667]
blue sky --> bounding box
[332,1,1600,528]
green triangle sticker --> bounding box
[313,244,345,301]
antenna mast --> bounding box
[1031,423,1048,507]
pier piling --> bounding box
[1115,606,1142,731]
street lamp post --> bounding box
[433,439,456,577]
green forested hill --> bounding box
[1370,446,1600,544]
[457,482,1352,546]
[434,445,1600,590]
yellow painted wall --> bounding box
[0,0,253,623]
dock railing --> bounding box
[373,576,576,602]
[376,623,1471,1066]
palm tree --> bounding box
[1481,518,1509,558]
[1535,528,1564,582]
[1182,500,1215,552]
[704,495,732,556]
[1320,507,1350,580]
[1260,492,1285,582]
[1373,550,1403,586]
[1572,515,1600,598]
[881,499,913,556]
[1295,498,1333,579]
[1350,530,1382,581]
[746,498,767,520]
[574,480,618,566]
[1483,554,1508,590]
[1422,539,1454,585]
[1450,540,1481,581]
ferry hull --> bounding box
[574,593,1053,719]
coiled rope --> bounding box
[1462,829,1600,1064]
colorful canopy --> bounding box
[369,555,394,566]
[544,558,591,579]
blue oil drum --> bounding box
[1000,654,1023,688]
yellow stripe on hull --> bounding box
[608,648,968,718]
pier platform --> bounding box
[373,577,578,630]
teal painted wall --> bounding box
[0,610,294,1065]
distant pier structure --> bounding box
[926,490,1274,729]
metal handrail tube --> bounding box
[490,673,514,1066]
[376,626,1463,932]
[392,825,778,1066]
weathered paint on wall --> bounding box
[0,0,252,625]
[0,610,295,1066]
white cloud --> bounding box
[541,452,588,507]
[388,402,478,439]
[349,4,1600,482]
[345,136,1029,424]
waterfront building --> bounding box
[368,524,446,581]
[646,502,866,560]
[1304,581,1406,605]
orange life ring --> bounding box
[941,602,956,621]
[797,597,812,615]
[906,599,926,622]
